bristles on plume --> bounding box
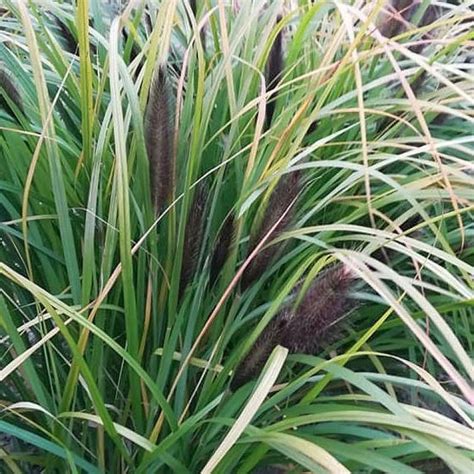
[145,65,175,215]
[231,264,356,390]
[210,212,235,284]
[280,265,355,354]
[230,311,287,391]
[0,66,24,114]
[180,183,207,296]
[265,15,284,129]
[242,171,300,289]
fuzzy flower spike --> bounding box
[231,264,356,390]
[144,65,175,215]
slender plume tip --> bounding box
[265,14,284,128]
[210,212,235,285]
[230,312,286,391]
[145,65,175,215]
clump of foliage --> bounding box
[0,1,473,472]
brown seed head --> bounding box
[242,171,301,289]
[144,65,175,215]
[210,212,235,284]
[0,65,24,114]
[180,183,207,297]
[280,265,355,354]
[265,15,284,128]
[232,264,357,390]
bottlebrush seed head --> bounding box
[210,212,235,285]
[265,15,284,129]
[0,65,24,114]
[242,170,301,289]
[144,65,175,215]
[231,264,356,390]
[180,183,207,297]
[280,264,356,354]
[230,311,289,392]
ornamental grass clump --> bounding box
[0,1,472,472]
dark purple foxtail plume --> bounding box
[145,65,174,215]
[54,16,78,54]
[279,265,355,354]
[241,170,301,289]
[230,310,288,392]
[252,465,288,474]
[377,0,413,39]
[122,28,141,64]
[180,183,207,297]
[265,15,284,129]
[0,65,24,114]
[210,212,235,285]
[378,0,440,48]
[231,264,356,390]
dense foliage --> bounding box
[0,1,473,472]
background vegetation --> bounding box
[0,0,473,472]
